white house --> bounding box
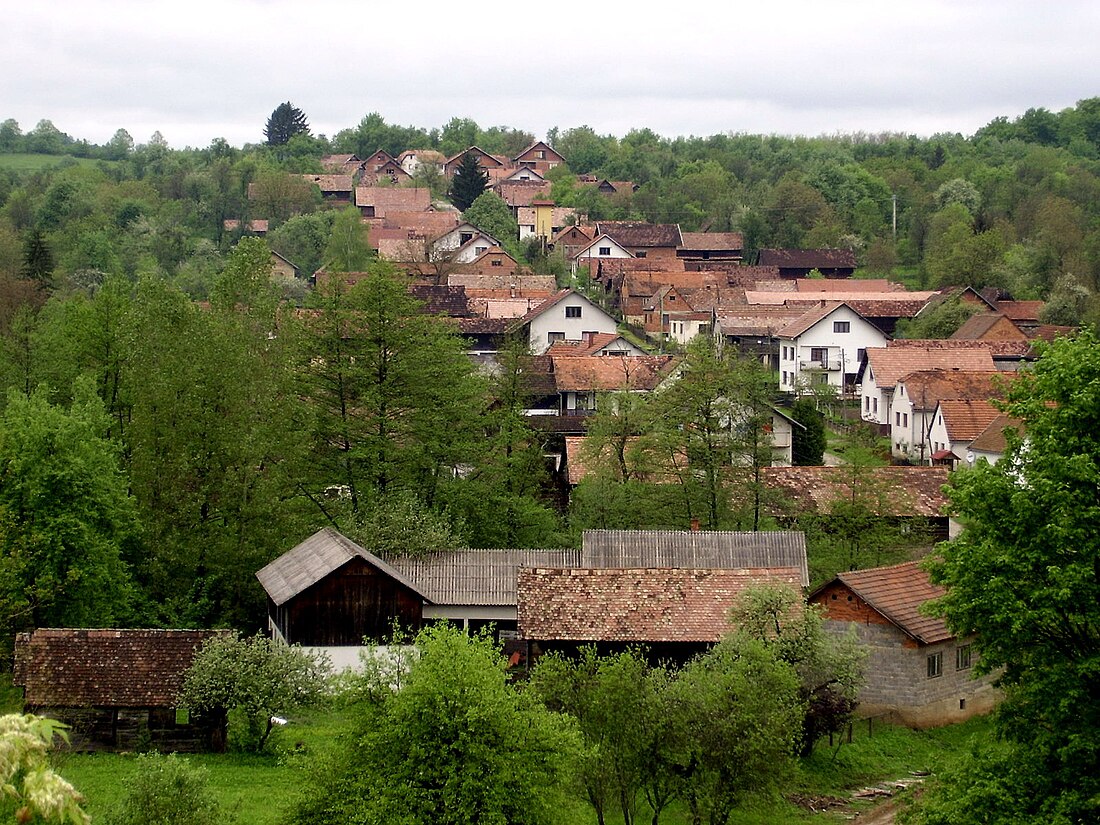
[512,289,620,355]
[925,399,1002,466]
[570,234,633,274]
[777,302,887,394]
[889,370,1009,462]
[859,346,996,426]
[433,222,501,255]
[967,414,1022,466]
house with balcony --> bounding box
[777,302,887,394]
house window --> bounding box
[896,412,901,426]
[857,348,866,363]
[833,321,851,333]
[491,259,502,267]
[565,306,582,318]
[636,250,647,258]
[175,708,190,725]
[782,371,788,384]
[873,397,878,414]
[816,373,829,385]
[865,396,870,412]
[956,645,972,670]
[548,332,565,343]
[598,246,611,256]
[536,150,546,159]
[903,413,908,427]
[928,652,943,678]
[810,347,828,366]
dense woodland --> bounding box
[0,102,1098,639]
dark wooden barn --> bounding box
[13,628,228,753]
[256,527,427,646]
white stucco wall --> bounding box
[527,295,619,354]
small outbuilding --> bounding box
[13,628,229,752]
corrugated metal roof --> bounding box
[388,549,579,605]
[581,529,808,587]
[256,528,427,606]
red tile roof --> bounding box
[994,300,1044,321]
[794,278,905,293]
[678,232,744,252]
[596,221,683,248]
[518,567,802,642]
[865,347,996,389]
[897,369,1014,411]
[938,399,1002,442]
[761,466,950,518]
[819,561,952,644]
[355,186,432,214]
[14,628,229,707]
[951,313,1027,341]
[299,174,354,193]
[551,355,677,392]
[545,333,624,357]
[968,413,1023,454]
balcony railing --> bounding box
[800,359,842,371]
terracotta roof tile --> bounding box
[897,370,1015,411]
[887,338,1034,357]
[825,561,951,644]
[354,186,432,214]
[865,347,996,389]
[951,313,1027,341]
[938,399,1001,442]
[994,300,1044,321]
[518,567,803,642]
[299,174,354,192]
[795,278,905,293]
[968,414,1024,454]
[14,628,230,707]
[678,232,744,252]
[761,466,950,518]
[551,355,677,392]
[596,221,683,248]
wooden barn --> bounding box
[256,528,426,646]
[13,628,228,752]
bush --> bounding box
[105,754,227,825]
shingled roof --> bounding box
[757,248,857,269]
[678,232,744,252]
[968,413,1024,455]
[812,561,951,644]
[761,466,950,519]
[581,529,808,586]
[596,221,683,248]
[518,567,802,642]
[14,628,229,708]
[551,355,677,392]
[897,369,1014,411]
[938,399,1002,442]
[256,528,426,607]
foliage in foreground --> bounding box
[294,624,580,825]
[103,753,227,825]
[0,713,88,824]
[179,633,329,752]
[915,330,1100,824]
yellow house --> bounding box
[532,199,554,243]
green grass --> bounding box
[46,706,992,825]
[0,153,110,172]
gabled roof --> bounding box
[897,369,1013,411]
[445,146,505,168]
[864,347,996,390]
[951,312,1026,341]
[887,337,1034,358]
[761,466,950,519]
[596,221,683,249]
[775,301,874,339]
[545,332,631,357]
[937,399,1002,442]
[256,528,426,606]
[581,529,808,587]
[387,549,579,606]
[715,307,810,337]
[518,567,803,643]
[513,141,565,163]
[573,233,634,260]
[811,561,951,644]
[551,355,677,392]
[994,300,1044,321]
[968,413,1023,455]
[757,248,858,269]
[511,288,592,328]
[14,628,229,707]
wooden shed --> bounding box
[256,527,427,646]
[13,628,228,752]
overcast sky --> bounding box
[3,0,1098,150]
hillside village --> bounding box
[0,110,1097,824]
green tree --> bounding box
[0,381,138,643]
[790,397,826,465]
[293,624,580,825]
[462,191,518,249]
[919,331,1100,824]
[668,639,803,825]
[448,151,489,211]
[322,206,374,273]
[264,102,310,147]
[729,585,863,756]
[20,228,54,288]
[179,633,328,752]
[298,263,484,521]
[105,754,225,825]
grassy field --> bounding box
[49,706,992,825]
[0,153,111,172]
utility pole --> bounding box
[892,194,897,243]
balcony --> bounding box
[799,359,842,371]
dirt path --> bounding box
[853,795,903,824]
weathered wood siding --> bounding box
[284,557,423,645]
